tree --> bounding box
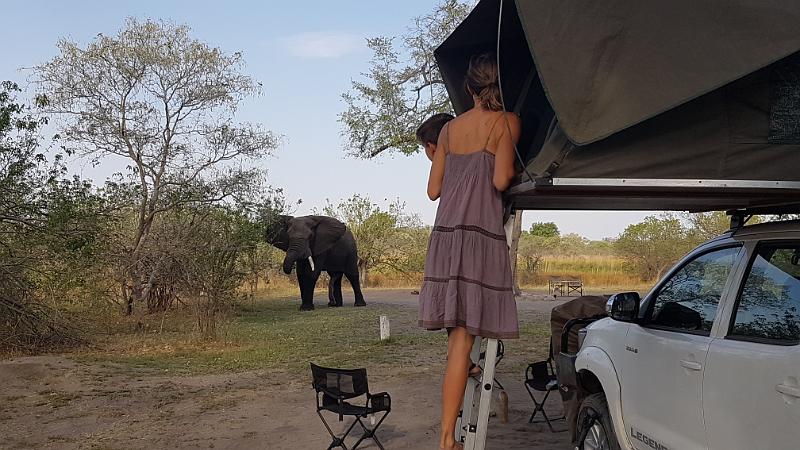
[340,0,472,158]
[528,222,560,238]
[34,19,278,314]
[1,81,93,351]
[517,233,558,283]
[683,211,732,243]
[615,215,693,281]
[324,195,421,285]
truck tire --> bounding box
[576,393,621,450]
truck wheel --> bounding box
[576,393,621,450]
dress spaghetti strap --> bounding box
[445,123,451,154]
[484,112,506,150]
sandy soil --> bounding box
[0,290,576,450]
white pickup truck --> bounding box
[562,220,800,450]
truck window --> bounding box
[648,246,741,334]
[729,243,800,345]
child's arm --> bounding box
[493,112,521,192]
[427,124,448,200]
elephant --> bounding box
[264,215,366,311]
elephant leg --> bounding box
[332,272,344,307]
[297,261,318,311]
[345,271,366,307]
[327,272,342,307]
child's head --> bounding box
[416,113,454,161]
[465,52,502,111]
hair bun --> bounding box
[465,53,503,111]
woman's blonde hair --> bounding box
[465,52,503,111]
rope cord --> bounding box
[497,0,535,183]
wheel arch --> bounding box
[575,346,634,450]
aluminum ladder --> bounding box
[455,336,499,450]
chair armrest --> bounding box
[368,392,391,412]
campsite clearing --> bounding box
[0,290,577,450]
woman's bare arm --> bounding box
[492,112,521,192]
[427,124,448,200]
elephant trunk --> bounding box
[283,240,312,274]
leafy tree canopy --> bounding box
[339,1,472,158]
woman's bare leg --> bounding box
[440,326,474,449]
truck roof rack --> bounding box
[727,205,800,229]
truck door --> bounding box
[620,246,742,450]
[704,242,800,450]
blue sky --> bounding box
[0,0,651,239]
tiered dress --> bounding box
[418,118,519,339]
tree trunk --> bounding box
[508,212,523,296]
[358,260,369,288]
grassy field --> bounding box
[536,255,632,285]
[367,255,652,294]
[74,290,553,378]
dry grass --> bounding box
[368,256,652,293]
[527,255,653,291]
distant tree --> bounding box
[683,211,733,243]
[554,233,589,257]
[517,233,558,278]
[324,195,421,286]
[34,19,278,314]
[340,0,472,158]
[615,215,692,281]
[528,222,560,238]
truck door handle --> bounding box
[776,384,800,398]
[680,360,702,371]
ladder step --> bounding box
[459,337,499,450]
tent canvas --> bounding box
[434,0,800,212]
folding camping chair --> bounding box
[310,363,391,450]
[524,346,565,432]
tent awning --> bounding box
[507,179,800,213]
[437,0,800,146]
[435,0,800,213]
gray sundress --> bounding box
[418,118,520,339]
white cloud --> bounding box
[277,31,363,59]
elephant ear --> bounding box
[310,216,347,256]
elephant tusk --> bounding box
[308,256,315,272]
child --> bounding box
[416,113,454,162]
[418,52,521,450]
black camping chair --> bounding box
[310,363,391,450]
[524,344,566,432]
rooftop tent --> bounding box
[434,0,800,212]
[435,0,554,165]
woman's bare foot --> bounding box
[440,442,464,450]
[469,362,482,378]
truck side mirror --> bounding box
[607,292,640,322]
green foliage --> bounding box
[683,211,732,242]
[323,194,425,284]
[340,0,472,158]
[615,214,694,281]
[1,81,101,351]
[528,222,560,238]
[33,18,279,315]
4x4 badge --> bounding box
[626,346,639,354]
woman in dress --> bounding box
[418,52,521,450]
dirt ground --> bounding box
[0,290,577,450]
